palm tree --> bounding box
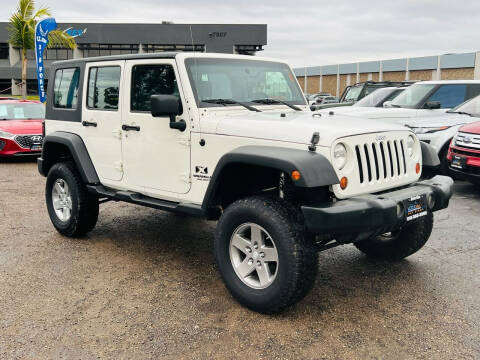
[8,0,76,99]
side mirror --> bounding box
[151,94,186,131]
[151,94,182,118]
[383,101,393,108]
[425,101,441,110]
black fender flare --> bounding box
[420,141,440,168]
[38,132,99,184]
[202,145,339,210]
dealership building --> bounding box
[295,51,480,97]
[0,22,267,95]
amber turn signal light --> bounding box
[416,163,421,174]
[291,170,301,181]
[340,176,348,189]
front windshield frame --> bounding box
[342,85,363,102]
[0,102,45,120]
[354,88,394,107]
[184,58,306,108]
[390,83,437,109]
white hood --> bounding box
[403,113,474,127]
[213,110,409,147]
[323,107,448,121]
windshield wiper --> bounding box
[201,99,261,112]
[251,98,302,111]
[447,110,472,116]
[252,98,302,111]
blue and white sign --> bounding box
[35,17,57,103]
[64,27,87,38]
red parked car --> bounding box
[448,121,480,185]
[0,99,45,157]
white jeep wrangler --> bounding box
[38,53,453,313]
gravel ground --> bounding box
[0,159,479,359]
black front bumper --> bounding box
[301,175,453,235]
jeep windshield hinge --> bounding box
[178,137,191,146]
[309,132,320,152]
[179,172,191,184]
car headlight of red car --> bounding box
[0,130,14,139]
[0,130,14,151]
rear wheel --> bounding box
[215,196,318,314]
[46,162,99,237]
[354,213,433,261]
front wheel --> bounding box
[46,162,99,237]
[214,196,318,314]
[354,213,434,261]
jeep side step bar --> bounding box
[86,185,204,217]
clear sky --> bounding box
[3,0,480,68]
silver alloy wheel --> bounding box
[52,179,72,222]
[229,223,279,289]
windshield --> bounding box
[354,88,393,107]
[185,58,306,107]
[451,95,480,117]
[342,86,362,102]
[0,102,45,120]
[390,84,436,108]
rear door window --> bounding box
[425,84,467,108]
[87,66,121,110]
[53,68,80,109]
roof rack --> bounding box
[350,80,417,87]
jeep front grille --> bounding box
[14,135,43,149]
[355,139,407,184]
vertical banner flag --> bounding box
[35,17,57,103]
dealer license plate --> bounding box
[451,155,465,169]
[406,194,427,221]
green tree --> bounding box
[8,0,76,99]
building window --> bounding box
[78,44,139,58]
[87,66,121,110]
[53,68,80,109]
[0,43,8,59]
[235,45,263,56]
[130,64,179,112]
[143,44,205,53]
[45,47,74,60]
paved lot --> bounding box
[0,159,479,359]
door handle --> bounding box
[82,120,97,127]
[122,124,141,131]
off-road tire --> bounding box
[354,213,434,261]
[215,196,318,314]
[46,162,99,237]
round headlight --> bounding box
[333,143,347,170]
[406,135,415,157]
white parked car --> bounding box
[406,95,480,173]
[37,52,452,314]
[317,80,480,120]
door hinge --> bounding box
[179,172,191,183]
[114,161,123,172]
[178,138,191,146]
[112,129,122,139]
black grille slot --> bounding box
[355,145,364,183]
[400,140,407,174]
[394,140,401,175]
[380,142,387,178]
[364,144,372,182]
[372,143,380,180]
[387,141,394,177]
